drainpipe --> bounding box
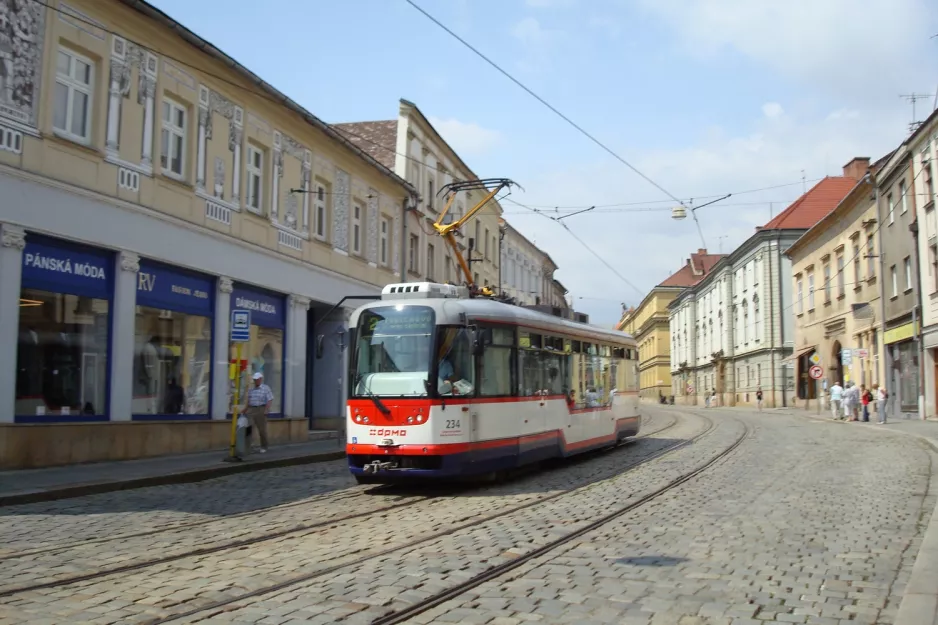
[910,218,927,419]
[768,231,778,408]
[874,183,890,402]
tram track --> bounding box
[133,411,714,625]
[0,412,677,599]
[370,415,752,625]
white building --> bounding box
[669,170,865,407]
[911,108,938,417]
[500,219,558,306]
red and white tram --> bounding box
[346,282,641,483]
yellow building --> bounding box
[0,0,416,468]
[617,250,723,401]
[787,158,887,404]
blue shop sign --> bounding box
[230,285,285,328]
[22,235,112,299]
[137,260,214,316]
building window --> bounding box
[836,255,845,297]
[931,244,938,293]
[823,263,831,303]
[807,274,815,309]
[743,305,749,343]
[866,235,875,278]
[314,184,328,240]
[891,265,898,298]
[484,228,491,259]
[853,242,862,285]
[427,243,435,280]
[753,297,761,340]
[161,99,187,179]
[887,193,894,225]
[379,217,389,266]
[444,256,452,283]
[797,280,804,314]
[351,202,362,254]
[427,177,435,211]
[53,49,94,144]
[924,148,934,200]
[17,290,110,418]
[246,145,263,211]
[900,180,908,214]
[409,234,419,272]
[905,257,912,291]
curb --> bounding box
[0,450,346,508]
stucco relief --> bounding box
[0,0,45,129]
[392,211,401,273]
[333,168,350,252]
[366,189,378,264]
[269,131,309,234]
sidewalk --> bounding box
[0,430,342,507]
[717,403,938,624]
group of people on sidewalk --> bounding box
[828,380,888,423]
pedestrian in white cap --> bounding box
[245,371,274,453]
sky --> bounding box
[148,0,938,327]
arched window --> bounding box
[743,301,749,344]
[718,311,724,351]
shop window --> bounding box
[230,326,284,414]
[16,290,109,417]
[229,287,285,414]
[132,308,212,415]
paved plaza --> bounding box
[1,407,936,624]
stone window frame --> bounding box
[160,96,189,182]
[53,46,96,146]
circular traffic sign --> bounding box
[809,365,823,380]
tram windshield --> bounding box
[353,306,434,397]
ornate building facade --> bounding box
[0,0,415,468]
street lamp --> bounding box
[670,193,732,250]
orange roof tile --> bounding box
[658,249,726,287]
[761,176,860,230]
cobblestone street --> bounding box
[1,407,935,625]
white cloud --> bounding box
[511,16,554,46]
[427,117,502,156]
[762,102,784,119]
[503,105,908,326]
[639,0,937,99]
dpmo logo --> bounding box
[368,428,406,437]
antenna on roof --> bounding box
[900,93,935,133]
[768,202,774,220]
[801,170,806,194]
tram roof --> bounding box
[351,296,635,346]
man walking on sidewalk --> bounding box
[246,372,274,453]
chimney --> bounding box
[842,157,871,180]
[697,248,707,255]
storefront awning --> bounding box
[783,345,817,363]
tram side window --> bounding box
[542,352,564,395]
[480,343,513,396]
[519,349,543,396]
[436,327,475,396]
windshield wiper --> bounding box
[354,373,391,415]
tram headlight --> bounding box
[407,416,414,424]
[416,414,424,422]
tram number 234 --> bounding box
[444,419,461,430]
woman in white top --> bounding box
[876,386,888,424]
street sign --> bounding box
[841,349,853,366]
[856,348,869,359]
[809,365,824,380]
[230,309,251,342]
[809,352,821,365]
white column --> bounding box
[302,151,311,232]
[105,61,123,157]
[211,277,233,420]
[0,224,25,423]
[196,108,208,190]
[109,251,139,421]
[284,295,310,418]
[231,140,241,204]
[271,132,282,221]
[141,76,155,169]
